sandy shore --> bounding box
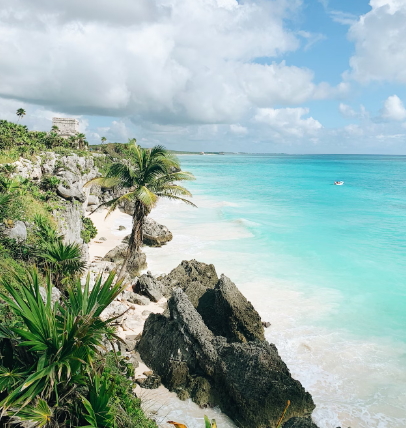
[86,207,235,428]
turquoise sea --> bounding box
[144,154,406,428]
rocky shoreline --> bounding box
[5,152,321,428]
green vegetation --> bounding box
[0,120,88,162]
[81,216,98,244]
[0,269,154,427]
[0,120,162,427]
[87,143,196,276]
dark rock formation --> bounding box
[136,372,162,389]
[282,417,320,428]
[133,272,164,302]
[143,217,173,247]
[121,291,150,306]
[138,288,316,428]
[197,274,264,343]
[159,259,218,304]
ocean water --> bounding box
[143,154,406,428]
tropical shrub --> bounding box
[0,270,126,427]
[81,216,98,244]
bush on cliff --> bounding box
[81,216,98,244]
[0,269,154,428]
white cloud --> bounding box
[347,0,406,83]
[230,124,248,135]
[0,0,342,127]
[381,95,406,121]
[339,103,368,119]
[254,107,322,138]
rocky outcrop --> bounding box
[133,272,164,302]
[102,244,128,262]
[197,274,265,343]
[0,220,27,242]
[158,259,218,305]
[138,288,316,428]
[142,217,173,247]
[122,218,173,247]
[57,184,86,202]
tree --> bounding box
[86,143,195,276]
[76,133,88,150]
[101,136,107,144]
[16,108,26,122]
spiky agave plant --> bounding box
[0,269,125,425]
[39,241,86,289]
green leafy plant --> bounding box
[86,143,195,276]
[81,217,98,244]
[0,269,125,425]
[39,241,86,288]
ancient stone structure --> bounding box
[52,117,79,137]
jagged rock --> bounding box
[133,273,163,302]
[87,194,99,206]
[197,274,264,343]
[100,301,129,323]
[127,251,147,276]
[142,217,173,247]
[138,288,316,428]
[0,221,27,242]
[262,321,271,328]
[121,291,150,305]
[159,259,218,303]
[121,218,173,247]
[282,417,319,428]
[136,373,161,389]
[55,201,83,244]
[57,184,86,202]
[102,244,128,262]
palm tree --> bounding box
[76,133,88,150]
[16,108,26,122]
[86,143,196,276]
[101,136,107,144]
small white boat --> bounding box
[334,181,344,185]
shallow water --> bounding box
[143,154,406,428]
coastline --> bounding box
[87,194,406,428]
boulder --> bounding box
[138,288,316,428]
[133,273,164,302]
[136,373,162,389]
[142,217,173,247]
[57,184,86,202]
[121,291,150,305]
[87,194,99,206]
[197,274,265,343]
[127,251,147,276]
[100,301,129,323]
[282,417,319,428]
[159,259,218,303]
[0,221,27,242]
[102,244,128,262]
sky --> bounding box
[1,0,406,154]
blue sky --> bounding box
[0,0,406,153]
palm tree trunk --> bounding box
[118,200,145,279]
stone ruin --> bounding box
[52,117,79,137]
